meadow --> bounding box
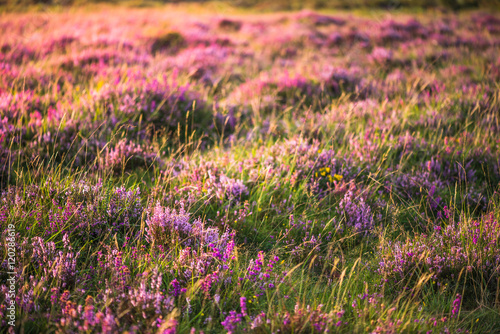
[1,3,500,333]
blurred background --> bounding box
[1,0,499,11]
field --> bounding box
[1,3,500,333]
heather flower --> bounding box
[378,212,500,287]
[145,202,196,246]
[221,311,242,333]
[240,297,247,316]
[451,294,462,317]
[338,190,375,234]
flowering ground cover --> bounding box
[1,3,500,333]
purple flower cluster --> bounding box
[222,301,347,333]
[451,294,462,318]
[145,202,196,245]
[240,252,283,295]
[338,190,376,234]
[378,212,500,286]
